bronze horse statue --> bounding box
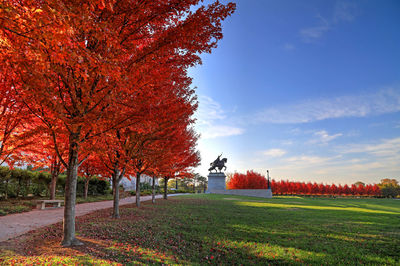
[208,155,227,173]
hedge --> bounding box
[0,166,110,199]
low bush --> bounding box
[0,167,110,199]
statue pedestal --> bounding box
[265,188,273,198]
[207,172,226,193]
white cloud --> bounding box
[300,2,357,42]
[339,137,400,157]
[195,95,244,139]
[201,125,244,139]
[251,88,400,124]
[311,130,343,143]
[195,95,226,126]
[300,14,331,42]
[262,148,287,157]
[284,155,337,166]
[300,25,330,42]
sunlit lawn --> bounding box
[0,194,399,265]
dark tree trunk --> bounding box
[49,174,57,200]
[136,172,141,207]
[163,177,168,200]
[152,176,156,204]
[5,178,8,200]
[111,162,125,218]
[84,178,90,200]
[49,161,60,200]
[112,171,120,218]
[61,131,82,247]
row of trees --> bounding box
[0,0,235,246]
[270,179,381,196]
[162,173,208,192]
[226,171,399,197]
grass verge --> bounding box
[0,194,399,265]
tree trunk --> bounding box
[84,178,90,200]
[152,176,156,204]
[4,179,8,200]
[163,177,168,200]
[49,160,60,200]
[112,172,120,218]
[136,172,141,207]
[61,131,82,247]
[49,169,58,200]
[49,175,57,200]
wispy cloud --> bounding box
[201,125,244,139]
[195,95,244,139]
[300,1,357,42]
[311,130,343,144]
[254,138,400,183]
[300,14,330,42]
[339,137,400,157]
[284,155,338,166]
[251,88,400,124]
[262,148,287,157]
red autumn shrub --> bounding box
[226,170,267,189]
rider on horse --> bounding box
[211,154,222,167]
[209,154,227,173]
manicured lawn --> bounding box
[0,194,399,265]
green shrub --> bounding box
[0,167,110,199]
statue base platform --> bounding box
[206,172,226,193]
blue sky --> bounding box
[190,0,400,184]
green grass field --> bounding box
[1,194,399,265]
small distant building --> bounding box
[119,175,159,191]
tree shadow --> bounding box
[0,196,399,265]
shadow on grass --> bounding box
[1,195,399,265]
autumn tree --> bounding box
[0,74,35,167]
[79,155,103,200]
[1,0,235,246]
[20,126,69,200]
[379,178,399,198]
[156,126,200,200]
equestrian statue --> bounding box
[208,154,227,173]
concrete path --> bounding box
[0,194,185,242]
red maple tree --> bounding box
[1,0,235,246]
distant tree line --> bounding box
[227,171,399,198]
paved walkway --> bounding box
[0,194,184,242]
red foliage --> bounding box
[226,171,267,189]
[226,171,382,196]
[270,180,381,197]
